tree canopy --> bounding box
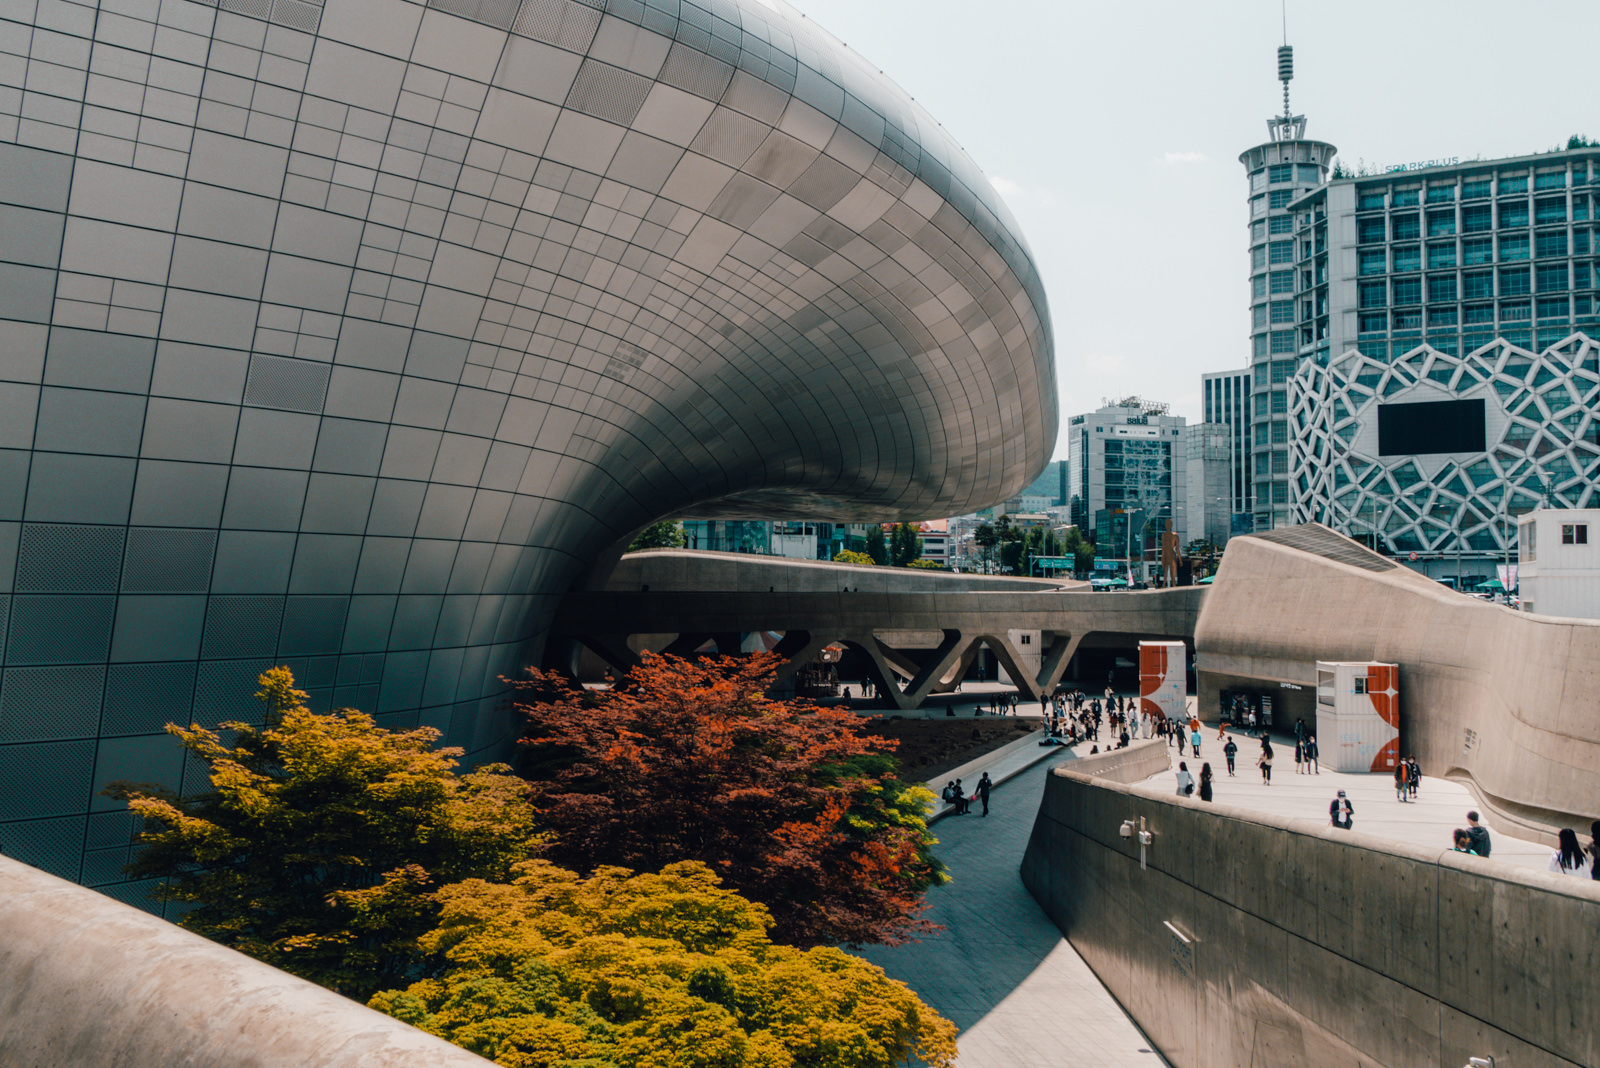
[832,549,875,566]
[370,859,957,1068]
[113,668,537,999]
[514,653,943,948]
[888,523,922,567]
[629,520,688,551]
[863,524,888,565]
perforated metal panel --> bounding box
[15,526,125,593]
[122,529,218,594]
[102,663,198,737]
[242,355,332,415]
[0,666,105,741]
[201,597,287,660]
[5,597,117,666]
[0,740,96,820]
[0,815,85,881]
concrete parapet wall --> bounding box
[0,856,489,1068]
[1020,765,1600,1068]
[608,549,1079,593]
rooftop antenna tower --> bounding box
[1267,5,1306,142]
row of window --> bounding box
[1358,265,1590,307]
[1357,200,1589,242]
[1356,295,1594,332]
[1355,170,1590,211]
[1356,231,1593,273]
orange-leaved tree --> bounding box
[513,652,943,948]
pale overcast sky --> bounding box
[790,0,1600,461]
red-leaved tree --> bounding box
[513,652,944,948]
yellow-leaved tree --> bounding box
[370,859,957,1068]
[112,667,538,1000]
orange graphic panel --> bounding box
[1367,664,1399,727]
[1370,736,1399,772]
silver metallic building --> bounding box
[0,0,1055,892]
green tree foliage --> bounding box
[972,521,997,571]
[370,860,957,1068]
[629,520,687,551]
[1062,525,1095,575]
[888,522,922,567]
[514,653,944,948]
[863,524,888,565]
[833,549,875,566]
[113,668,537,1000]
[906,559,945,570]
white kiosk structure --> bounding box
[1139,641,1188,727]
[1315,662,1400,773]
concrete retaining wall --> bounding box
[1020,761,1600,1068]
[0,855,490,1068]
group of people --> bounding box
[1393,755,1423,801]
[1174,759,1214,802]
[940,772,993,816]
[1544,821,1600,878]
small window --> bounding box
[1354,677,1367,695]
[1562,523,1588,545]
[1462,204,1493,232]
[1392,245,1421,273]
[1392,189,1420,208]
[1269,189,1293,209]
[1269,214,1294,234]
[1020,633,1032,645]
[1392,213,1421,240]
[1461,179,1491,200]
[1359,191,1387,211]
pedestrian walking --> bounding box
[1175,761,1195,797]
[1549,828,1588,876]
[1329,789,1353,829]
[1189,726,1202,759]
[1294,738,1305,774]
[974,772,992,817]
[1198,762,1214,802]
[1257,738,1273,784]
[1223,736,1238,776]
[1406,756,1421,799]
[1394,759,1409,802]
[1177,727,1187,757]
[1466,811,1491,857]
[1304,734,1319,773]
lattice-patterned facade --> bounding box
[1290,334,1600,555]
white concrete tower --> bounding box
[1238,43,1337,531]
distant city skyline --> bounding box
[789,0,1600,460]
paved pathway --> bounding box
[1142,725,1557,871]
[851,697,1580,1066]
[855,736,1171,1067]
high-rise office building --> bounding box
[1067,399,1186,574]
[1238,45,1337,531]
[1201,368,1251,534]
[1235,44,1600,573]
[1289,149,1600,567]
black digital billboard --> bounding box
[1377,398,1486,456]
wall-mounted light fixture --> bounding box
[1121,816,1153,869]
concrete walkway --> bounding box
[1139,725,1559,871]
[854,735,1170,1067]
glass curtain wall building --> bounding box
[1201,368,1251,535]
[1289,148,1600,566]
[1066,399,1186,573]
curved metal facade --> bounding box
[0,0,1055,889]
